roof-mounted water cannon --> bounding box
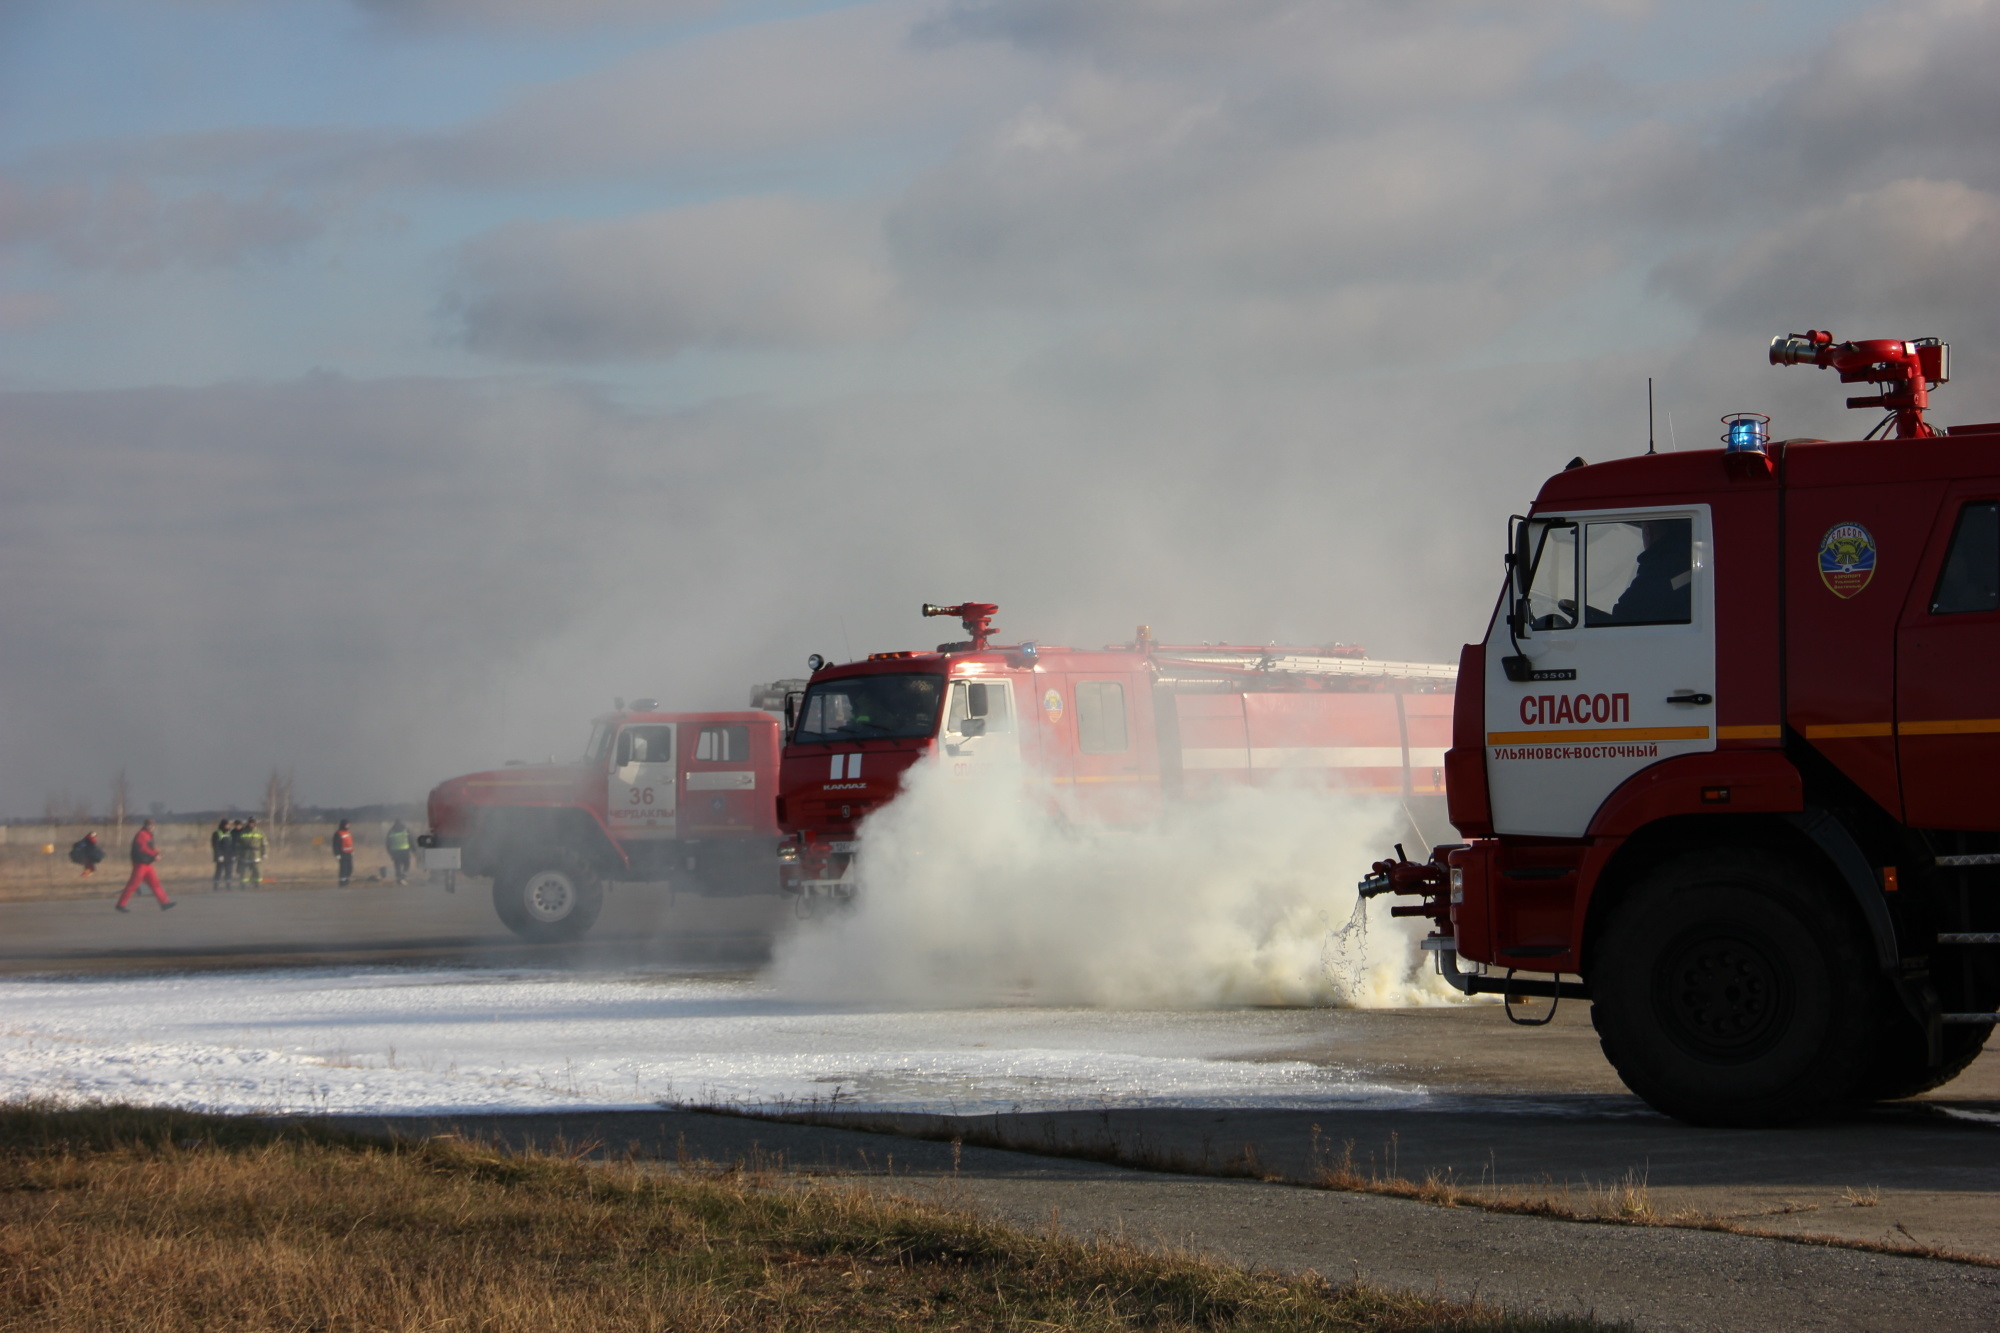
[1770,330,1948,439]
[922,601,999,652]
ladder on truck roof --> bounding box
[1154,650,1458,685]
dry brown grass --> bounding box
[0,1103,1622,1333]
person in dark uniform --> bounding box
[1592,520,1693,626]
[211,819,235,890]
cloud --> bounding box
[350,0,724,28]
[0,176,324,273]
[447,196,906,360]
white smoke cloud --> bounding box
[770,753,1468,1009]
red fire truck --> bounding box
[777,605,1456,900]
[1364,331,2000,1125]
[423,689,795,940]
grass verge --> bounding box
[696,1103,1999,1271]
[0,1102,1619,1332]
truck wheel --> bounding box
[1857,1019,1989,1102]
[1590,849,1874,1127]
[491,860,604,942]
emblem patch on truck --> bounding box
[1818,522,1876,599]
[1043,688,1064,722]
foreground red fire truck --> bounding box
[778,605,1455,900]
[1364,331,1999,1125]
[423,688,796,940]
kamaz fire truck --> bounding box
[423,686,798,941]
[777,604,1455,900]
[1363,331,1999,1125]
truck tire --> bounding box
[491,858,604,942]
[1857,1019,1989,1102]
[1590,848,1875,1127]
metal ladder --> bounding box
[1932,852,2000,1027]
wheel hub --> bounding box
[1657,928,1788,1061]
[523,871,576,923]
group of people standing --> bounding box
[209,818,269,889]
[75,816,424,911]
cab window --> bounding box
[615,725,673,765]
[1585,518,1692,627]
[1076,681,1129,754]
[1522,520,1578,631]
[945,680,1014,737]
[1932,501,1999,614]
[694,725,750,762]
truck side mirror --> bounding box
[784,691,803,732]
[958,717,987,737]
[966,682,989,718]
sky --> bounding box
[5,0,1999,815]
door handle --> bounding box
[1666,693,1714,706]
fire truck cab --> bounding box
[424,693,791,941]
[779,604,1455,900]
[1365,332,2000,1125]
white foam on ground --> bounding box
[0,966,1425,1117]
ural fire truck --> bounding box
[423,687,798,941]
[778,604,1455,899]
[1364,331,2000,1125]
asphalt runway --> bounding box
[5,880,1997,1331]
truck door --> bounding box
[607,722,676,840]
[1064,673,1160,822]
[685,723,758,834]
[1898,493,2000,830]
[941,679,1018,779]
[1485,506,1717,837]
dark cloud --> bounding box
[447,197,905,361]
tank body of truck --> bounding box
[1364,331,2000,1125]
[425,705,783,940]
[779,605,1455,900]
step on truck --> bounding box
[1363,331,2000,1125]
[423,686,800,941]
[777,604,1456,901]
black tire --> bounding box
[490,858,604,942]
[1590,848,1876,1127]
[1856,1017,1990,1102]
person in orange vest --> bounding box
[333,819,355,886]
[115,818,175,912]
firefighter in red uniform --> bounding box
[115,819,174,912]
[333,819,355,886]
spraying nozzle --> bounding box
[1769,330,1948,439]
[922,601,999,651]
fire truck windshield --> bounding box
[793,673,944,744]
[584,721,613,762]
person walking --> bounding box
[211,818,234,889]
[69,831,106,877]
[333,819,355,886]
[226,820,247,889]
[384,819,414,885]
[115,818,174,912]
[238,818,267,887]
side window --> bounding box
[615,725,673,765]
[945,681,1014,736]
[694,725,750,762]
[1932,502,1999,614]
[1586,517,1692,627]
[1075,681,1129,754]
[1524,521,1578,631]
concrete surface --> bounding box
[348,1108,2000,1333]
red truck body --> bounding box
[1366,333,2000,1125]
[425,705,784,939]
[778,611,1455,900]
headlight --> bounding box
[1449,867,1464,904]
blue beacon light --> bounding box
[1722,412,1770,454]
